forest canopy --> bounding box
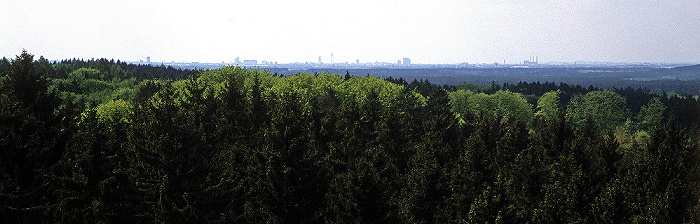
[1,51,699,223]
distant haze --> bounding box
[2,0,699,64]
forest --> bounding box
[287,67,700,96]
[1,51,699,223]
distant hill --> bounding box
[671,64,700,72]
[660,64,700,80]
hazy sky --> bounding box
[2,0,699,64]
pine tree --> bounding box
[0,51,67,222]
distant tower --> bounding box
[356,59,359,64]
[525,56,540,65]
[330,52,333,64]
[319,56,322,64]
[147,56,150,63]
[403,58,411,66]
[235,57,241,64]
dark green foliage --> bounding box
[0,57,10,76]
[619,117,699,223]
[5,51,58,115]
[0,51,75,222]
[50,57,192,80]
[53,108,145,223]
[401,88,461,223]
[125,75,245,223]
[259,90,326,222]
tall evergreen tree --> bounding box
[0,51,69,222]
[401,88,460,223]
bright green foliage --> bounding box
[449,89,534,126]
[535,90,561,121]
[340,75,404,105]
[492,90,533,125]
[68,68,102,80]
[636,97,666,132]
[265,73,404,115]
[111,86,138,101]
[566,90,629,133]
[51,67,142,105]
[467,92,496,115]
[95,99,130,124]
[448,89,475,120]
[455,82,484,92]
[194,68,406,118]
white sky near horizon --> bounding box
[1,0,699,64]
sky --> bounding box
[2,0,699,64]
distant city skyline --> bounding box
[129,55,691,68]
[2,0,699,64]
[126,55,695,66]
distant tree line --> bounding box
[1,51,699,223]
[386,76,699,130]
[325,67,700,95]
[1,56,194,81]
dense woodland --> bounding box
[301,67,700,96]
[1,51,699,223]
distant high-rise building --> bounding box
[403,58,411,66]
[234,57,241,64]
[397,60,402,65]
[319,56,322,64]
[356,59,359,64]
[147,56,150,63]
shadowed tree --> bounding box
[401,88,461,223]
[0,50,71,222]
